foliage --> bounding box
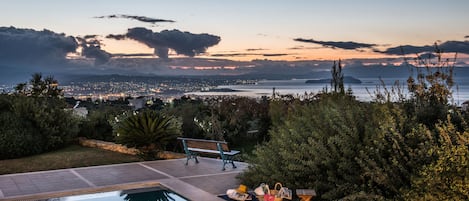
[165,96,270,152]
[331,59,345,94]
[240,94,375,199]
[0,73,77,159]
[15,73,63,97]
[79,105,130,141]
[0,95,78,159]
[239,93,445,200]
[115,110,181,160]
[354,103,435,199]
[403,119,469,200]
[197,97,270,147]
[240,54,468,200]
[164,97,207,139]
[403,46,456,128]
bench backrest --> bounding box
[178,137,231,152]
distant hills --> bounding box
[306,76,362,84]
[2,64,469,85]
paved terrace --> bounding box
[0,157,247,201]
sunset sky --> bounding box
[1,0,469,80]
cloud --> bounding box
[288,45,322,50]
[119,27,220,59]
[377,44,435,55]
[76,36,111,65]
[95,14,175,24]
[210,53,289,57]
[439,40,469,54]
[106,34,126,40]
[378,40,469,55]
[246,48,268,51]
[112,53,155,57]
[293,38,377,50]
[262,53,288,57]
[210,53,255,57]
[83,35,98,39]
[0,26,77,65]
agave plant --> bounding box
[115,110,181,160]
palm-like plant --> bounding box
[115,110,181,160]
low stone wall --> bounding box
[78,137,185,159]
[78,137,139,155]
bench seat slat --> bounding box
[224,150,240,155]
[188,148,240,155]
[187,148,220,154]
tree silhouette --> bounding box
[331,60,344,94]
[15,73,62,97]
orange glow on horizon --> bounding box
[101,38,153,54]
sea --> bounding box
[187,77,469,105]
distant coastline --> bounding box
[204,88,243,92]
[305,76,362,84]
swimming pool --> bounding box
[45,186,190,201]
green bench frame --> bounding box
[177,137,240,171]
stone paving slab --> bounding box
[180,172,241,195]
[0,170,90,197]
[74,163,169,186]
[144,157,245,178]
[0,157,247,201]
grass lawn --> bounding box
[0,144,141,175]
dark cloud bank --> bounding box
[294,37,469,56]
[379,41,469,55]
[76,35,112,65]
[0,26,77,65]
[107,27,221,59]
[0,26,223,83]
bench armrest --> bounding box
[224,150,240,156]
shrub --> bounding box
[115,110,181,160]
[79,106,130,141]
[238,93,441,200]
[0,95,78,159]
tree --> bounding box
[0,94,78,159]
[15,73,63,97]
[331,60,345,94]
[115,110,181,160]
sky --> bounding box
[1,0,469,80]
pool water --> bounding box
[44,186,190,201]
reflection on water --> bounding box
[187,78,469,105]
[45,187,189,201]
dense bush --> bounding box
[403,120,469,200]
[239,56,468,200]
[238,92,467,200]
[78,106,130,141]
[0,95,78,159]
[164,97,207,140]
[164,96,271,151]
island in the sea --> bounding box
[305,76,362,84]
[206,88,242,92]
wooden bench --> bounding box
[177,137,240,171]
